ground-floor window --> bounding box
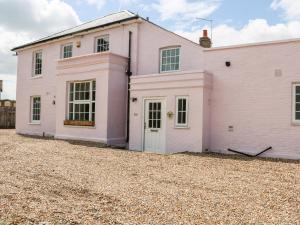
[175,96,188,127]
[31,96,41,123]
[293,84,300,123]
[68,80,96,122]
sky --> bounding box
[1,0,300,100]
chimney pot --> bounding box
[199,29,212,48]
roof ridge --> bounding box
[34,11,134,43]
[12,10,138,51]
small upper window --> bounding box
[96,35,109,53]
[33,51,42,76]
[293,84,300,122]
[175,96,188,127]
[62,43,73,59]
[160,47,180,73]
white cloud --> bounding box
[0,0,81,34]
[152,0,220,21]
[0,0,81,100]
[81,0,136,11]
[176,19,300,47]
[0,74,16,100]
[271,0,300,20]
[83,0,106,10]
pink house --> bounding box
[12,11,300,159]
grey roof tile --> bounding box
[12,10,138,51]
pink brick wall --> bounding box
[205,41,300,159]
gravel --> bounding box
[0,129,299,225]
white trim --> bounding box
[142,97,166,153]
[175,96,189,128]
[30,96,41,123]
[61,43,73,59]
[130,85,204,91]
[94,34,110,53]
[132,70,205,79]
[32,50,43,77]
[28,122,41,125]
[159,47,181,73]
[30,75,43,80]
[292,83,300,124]
[67,80,96,122]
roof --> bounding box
[12,10,139,51]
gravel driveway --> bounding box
[0,129,299,225]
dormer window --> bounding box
[160,47,180,73]
[61,43,73,59]
[95,35,109,52]
[33,50,42,76]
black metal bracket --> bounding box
[228,147,272,157]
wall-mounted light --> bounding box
[167,111,174,118]
[131,97,137,102]
[225,61,231,67]
[76,41,81,48]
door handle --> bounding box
[150,129,158,132]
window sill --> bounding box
[291,122,300,126]
[64,120,95,127]
[160,69,180,74]
[28,122,41,125]
[31,75,43,79]
[174,126,190,129]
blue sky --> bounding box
[66,0,282,28]
[0,0,300,99]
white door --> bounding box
[144,99,166,153]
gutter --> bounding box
[126,31,132,143]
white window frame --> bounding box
[32,50,43,77]
[95,35,110,53]
[30,96,41,123]
[160,47,180,73]
[67,80,96,122]
[292,83,300,124]
[175,96,189,128]
[61,43,73,59]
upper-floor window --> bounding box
[160,47,180,73]
[61,43,73,59]
[33,50,42,76]
[293,84,300,123]
[95,35,109,53]
[175,96,188,128]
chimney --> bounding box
[199,29,212,48]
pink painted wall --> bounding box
[136,22,204,75]
[15,19,205,140]
[129,71,211,153]
[55,53,127,144]
[205,41,300,159]
[15,22,137,137]
[16,45,57,136]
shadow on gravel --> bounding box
[16,133,300,164]
[179,152,300,164]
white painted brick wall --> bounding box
[205,41,300,159]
